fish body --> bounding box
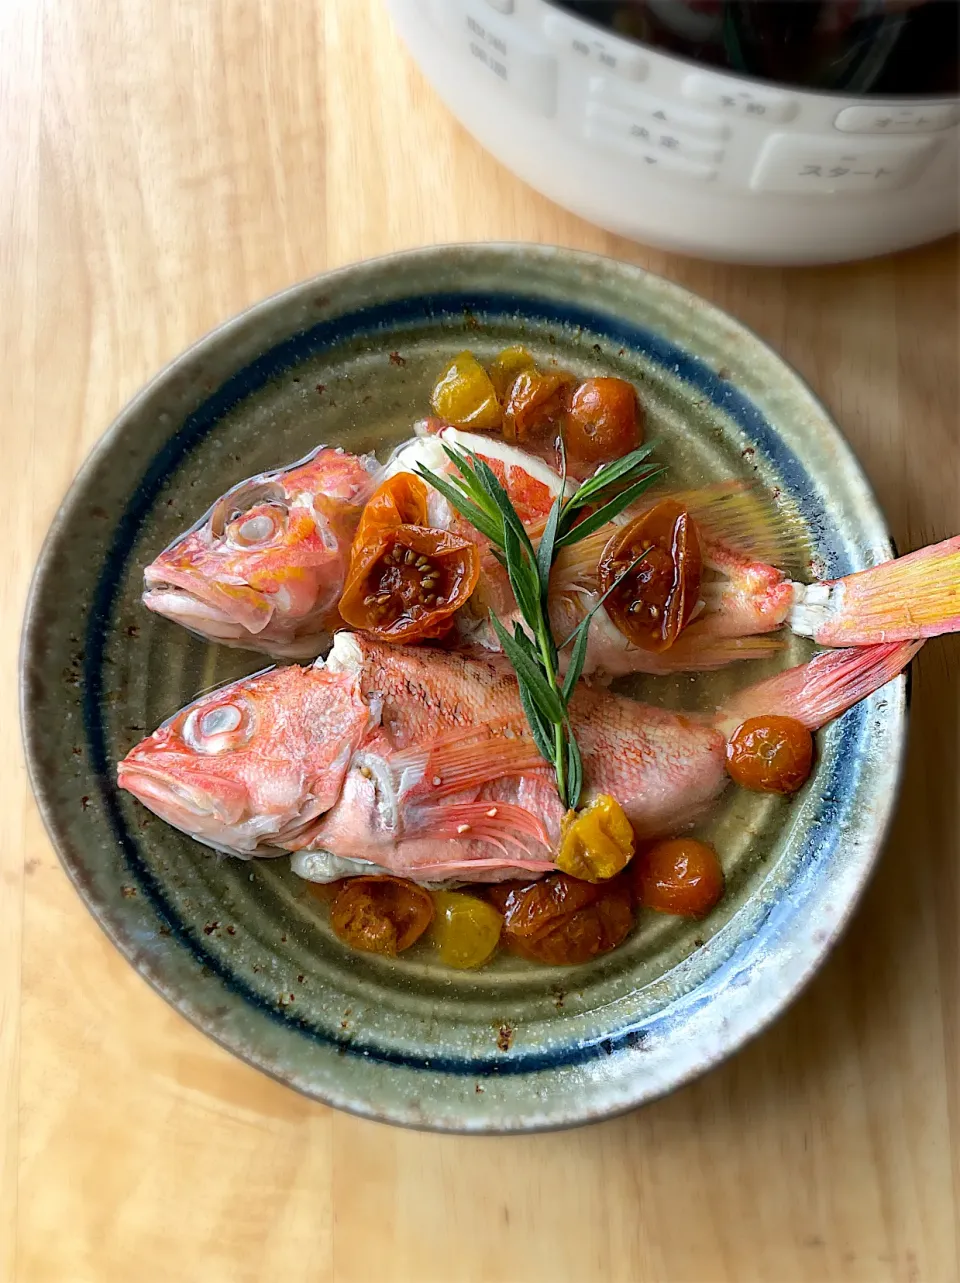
[118,633,726,881]
[388,429,797,676]
[117,632,918,884]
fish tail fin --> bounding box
[716,640,921,735]
[790,536,960,646]
[551,480,810,590]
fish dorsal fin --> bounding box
[677,480,810,577]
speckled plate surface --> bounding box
[21,245,906,1132]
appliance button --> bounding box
[590,77,728,142]
[751,133,935,194]
[834,103,960,134]
[483,0,515,12]
[446,0,557,115]
[543,12,647,80]
[682,73,798,123]
[584,121,718,181]
[586,101,723,164]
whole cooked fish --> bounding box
[142,428,960,673]
[117,631,920,884]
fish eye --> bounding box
[200,705,242,735]
[210,481,287,537]
[183,699,255,753]
[226,502,287,548]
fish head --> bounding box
[142,447,378,657]
[117,661,376,856]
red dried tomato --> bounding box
[631,838,724,919]
[489,873,634,965]
[502,369,573,445]
[726,716,814,794]
[329,876,434,956]
[564,378,642,472]
[598,500,703,652]
[354,473,430,546]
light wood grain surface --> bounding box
[2,2,958,1280]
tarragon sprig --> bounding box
[417,441,664,809]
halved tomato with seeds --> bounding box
[339,524,480,642]
[598,500,703,652]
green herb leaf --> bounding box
[490,614,565,725]
[516,672,554,763]
[536,442,567,595]
[456,446,535,558]
[554,467,666,549]
[440,447,500,517]
[536,493,562,596]
[565,731,583,812]
[420,438,666,813]
[562,442,658,512]
[502,521,541,624]
[414,464,503,545]
[561,618,593,703]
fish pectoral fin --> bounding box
[393,725,546,801]
[404,800,554,861]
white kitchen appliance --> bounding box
[385,0,960,263]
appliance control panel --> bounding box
[427,0,957,195]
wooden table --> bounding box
[2,2,958,1279]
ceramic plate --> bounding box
[21,245,906,1132]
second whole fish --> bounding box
[141,429,960,673]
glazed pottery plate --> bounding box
[21,245,905,1132]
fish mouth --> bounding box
[143,559,275,633]
[142,584,332,659]
[141,583,254,642]
[117,760,331,856]
[117,761,248,830]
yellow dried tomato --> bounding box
[488,344,537,401]
[431,352,502,430]
[428,891,503,969]
[555,794,636,882]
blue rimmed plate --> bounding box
[20,245,906,1131]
